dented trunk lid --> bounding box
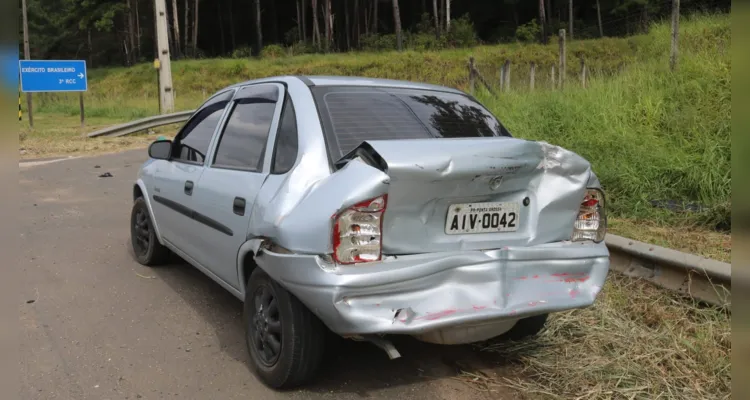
[338,138,594,255]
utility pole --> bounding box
[154,0,175,113]
[569,0,574,40]
[670,0,680,71]
[21,0,33,128]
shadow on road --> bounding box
[151,256,520,397]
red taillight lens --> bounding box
[572,189,606,242]
[333,195,387,265]
[581,198,599,208]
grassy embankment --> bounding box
[20,14,731,399]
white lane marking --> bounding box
[19,156,81,168]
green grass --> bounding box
[21,13,730,240]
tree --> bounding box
[538,0,547,44]
[312,0,320,48]
[445,0,450,32]
[433,0,440,37]
[323,0,331,51]
[192,0,199,56]
[392,0,402,51]
[596,0,603,37]
[569,0,574,39]
[183,0,189,55]
[344,0,352,49]
[171,0,182,58]
[301,0,307,42]
[254,0,262,56]
[126,0,136,64]
[353,0,359,47]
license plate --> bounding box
[445,201,520,234]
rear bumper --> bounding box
[255,241,609,337]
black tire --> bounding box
[244,268,326,389]
[130,197,170,266]
[501,313,549,341]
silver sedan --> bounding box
[130,75,610,389]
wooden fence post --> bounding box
[580,57,587,88]
[529,62,536,90]
[559,29,566,89]
[503,60,511,91]
[468,56,476,95]
[551,65,556,89]
[499,63,504,92]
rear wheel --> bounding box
[244,268,326,389]
[501,314,549,341]
[130,197,170,266]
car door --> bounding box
[150,90,234,254]
[189,83,286,289]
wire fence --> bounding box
[467,29,630,95]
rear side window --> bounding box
[213,99,276,171]
[312,86,511,159]
[271,96,299,174]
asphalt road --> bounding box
[18,150,521,400]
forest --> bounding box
[22,0,729,68]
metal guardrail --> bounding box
[86,113,732,307]
[606,234,731,307]
[87,110,195,138]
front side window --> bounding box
[173,91,233,164]
[213,99,277,171]
[312,86,512,159]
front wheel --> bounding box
[130,197,170,266]
[244,268,326,389]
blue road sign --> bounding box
[19,60,88,93]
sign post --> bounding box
[19,60,89,127]
[21,0,33,128]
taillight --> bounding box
[332,195,387,264]
[571,188,606,243]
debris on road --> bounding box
[98,172,113,178]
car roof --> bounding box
[225,75,465,95]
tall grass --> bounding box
[31,13,730,231]
[475,273,731,399]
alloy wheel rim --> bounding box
[252,284,282,366]
[133,209,151,256]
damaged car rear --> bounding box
[130,76,610,389]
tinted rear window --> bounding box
[312,86,511,159]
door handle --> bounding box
[184,180,194,195]
[233,197,246,216]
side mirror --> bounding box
[148,140,173,160]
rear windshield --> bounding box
[311,86,512,160]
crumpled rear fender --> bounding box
[246,158,390,255]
